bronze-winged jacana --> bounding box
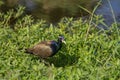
[25,35,66,58]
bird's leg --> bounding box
[40,58,50,66]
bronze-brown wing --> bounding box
[25,41,53,58]
[32,43,53,58]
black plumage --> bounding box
[25,36,66,58]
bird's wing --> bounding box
[32,43,53,58]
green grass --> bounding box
[0,16,120,80]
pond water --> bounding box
[1,0,98,22]
[1,0,120,29]
[95,0,120,29]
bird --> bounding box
[25,35,66,58]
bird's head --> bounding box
[58,35,66,44]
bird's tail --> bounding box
[25,48,33,54]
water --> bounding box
[1,0,97,23]
[95,0,120,29]
[1,0,120,29]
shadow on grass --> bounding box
[46,53,79,67]
[24,50,79,67]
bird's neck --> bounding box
[57,41,62,50]
[50,41,62,57]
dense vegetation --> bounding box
[0,3,120,80]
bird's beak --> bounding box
[62,40,66,44]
